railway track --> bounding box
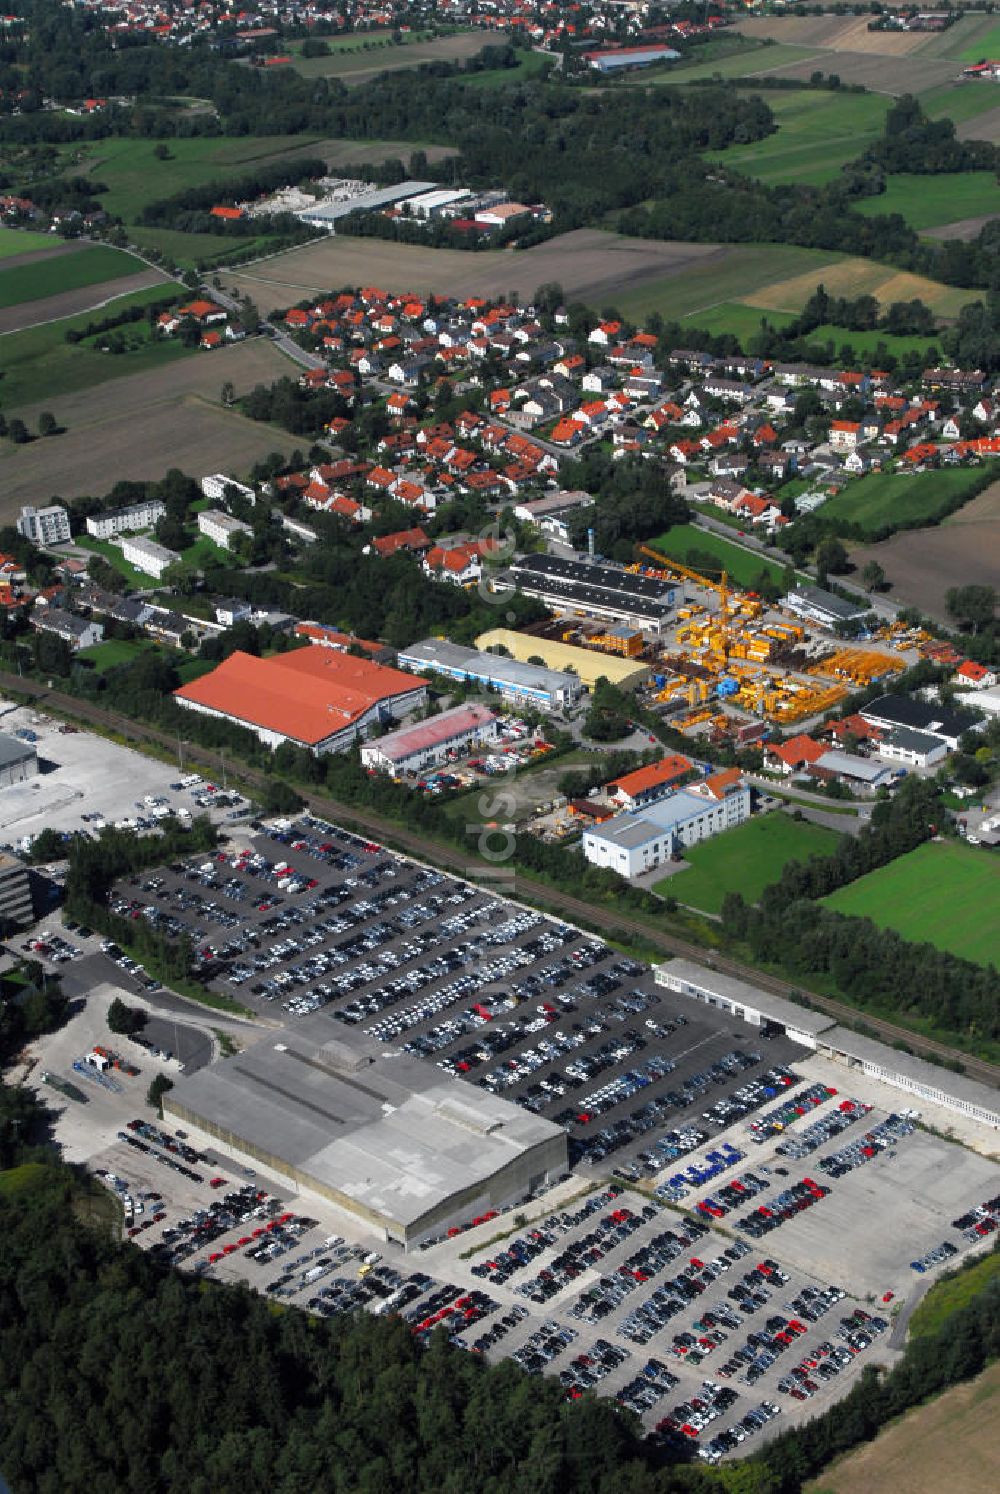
[6,670,997,1090]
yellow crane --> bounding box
[635,543,731,664]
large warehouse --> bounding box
[475,627,650,692]
[174,648,428,753]
[509,554,675,634]
[397,638,584,712]
[0,732,38,789]
[164,1033,568,1247]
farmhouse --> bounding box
[174,648,429,755]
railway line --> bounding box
[4,669,997,1090]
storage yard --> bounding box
[24,811,1000,1462]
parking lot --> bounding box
[0,699,249,847]
[21,810,1000,1461]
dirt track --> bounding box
[0,267,173,335]
[1,667,995,1089]
[224,229,724,315]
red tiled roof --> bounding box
[609,755,693,799]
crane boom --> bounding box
[634,542,730,665]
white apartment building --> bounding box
[86,499,166,540]
[17,504,71,546]
[200,474,256,506]
[198,509,253,551]
[583,774,751,879]
[121,536,179,580]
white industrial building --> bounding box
[121,536,180,580]
[86,499,166,540]
[17,504,71,546]
[295,180,437,231]
[871,726,948,770]
[655,960,1000,1129]
[397,638,584,713]
[583,774,751,879]
[198,509,253,551]
[360,704,499,775]
[406,188,471,219]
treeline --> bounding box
[138,155,327,231]
[865,93,999,177]
[793,283,937,337]
[65,292,182,344]
[721,779,1000,1045]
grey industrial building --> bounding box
[782,585,868,629]
[397,638,584,712]
[860,694,983,752]
[0,732,38,788]
[165,1033,568,1247]
[508,554,676,634]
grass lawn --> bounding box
[656,812,841,915]
[819,465,996,538]
[680,300,798,342]
[177,533,230,569]
[0,225,59,258]
[824,841,1000,967]
[463,51,551,87]
[909,1252,1000,1339]
[615,243,846,324]
[708,89,891,186]
[73,536,158,590]
[806,322,942,361]
[649,524,791,589]
[855,171,1000,231]
[76,638,158,673]
[0,286,192,410]
[0,245,143,310]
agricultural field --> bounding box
[679,301,798,342]
[288,31,485,83]
[805,323,942,361]
[0,225,57,258]
[658,812,841,916]
[649,524,790,589]
[745,257,974,319]
[806,1359,1000,1494]
[819,467,996,539]
[0,339,300,513]
[614,242,847,324]
[824,841,1000,968]
[0,284,188,410]
[952,19,1000,63]
[848,480,1000,623]
[644,40,824,85]
[708,89,892,186]
[0,244,155,311]
[732,15,970,92]
[956,102,1000,145]
[226,228,725,314]
[854,171,1000,232]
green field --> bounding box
[855,171,1000,231]
[615,243,846,324]
[77,638,159,672]
[708,89,891,186]
[808,322,941,360]
[953,20,1000,62]
[680,300,798,341]
[645,41,821,85]
[463,51,551,88]
[0,226,58,259]
[923,81,1000,129]
[128,225,271,268]
[824,841,1000,967]
[76,135,328,223]
[0,245,143,310]
[819,466,995,538]
[650,524,791,589]
[0,285,191,409]
[656,812,841,915]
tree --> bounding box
[37,411,58,438]
[107,998,145,1036]
[862,561,886,592]
[220,380,235,407]
[146,1073,173,1111]
[816,536,850,575]
[946,585,995,634]
[153,142,172,161]
[7,419,30,445]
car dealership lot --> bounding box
[21,811,1000,1459]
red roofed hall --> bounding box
[173,648,428,754]
[608,754,694,811]
[360,703,499,775]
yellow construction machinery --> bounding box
[635,543,731,664]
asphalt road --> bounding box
[2,670,996,1091]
